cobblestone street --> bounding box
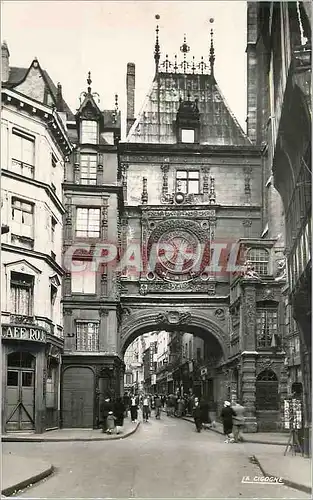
[4,416,310,498]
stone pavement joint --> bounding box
[2,421,140,442]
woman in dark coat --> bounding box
[221,401,235,442]
[113,397,125,433]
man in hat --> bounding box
[232,400,246,442]
[221,401,235,443]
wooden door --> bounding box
[62,367,94,428]
[6,353,35,431]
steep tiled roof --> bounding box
[4,65,75,120]
[127,72,250,146]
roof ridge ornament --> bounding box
[209,18,215,77]
[79,71,100,105]
[154,15,161,74]
[180,34,190,74]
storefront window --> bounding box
[46,364,57,409]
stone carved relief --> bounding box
[138,280,216,295]
[244,287,256,339]
[141,177,148,204]
[242,261,261,280]
[214,308,225,321]
[258,288,275,301]
[275,258,287,282]
[154,311,192,326]
[121,163,129,200]
[144,209,216,219]
[243,166,252,204]
[209,176,216,204]
[256,358,274,374]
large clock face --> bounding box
[147,219,210,283]
[158,230,200,275]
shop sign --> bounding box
[151,374,156,385]
[1,324,47,343]
[167,373,173,382]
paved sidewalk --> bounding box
[1,454,54,497]
[179,414,311,493]
[181,415,288,445]
[247,442,312,494]
[2,420,140,442]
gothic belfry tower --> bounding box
[118,19,287,432]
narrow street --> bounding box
[4,415,309,499]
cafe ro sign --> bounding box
[1,325,46,343]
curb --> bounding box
[251,454,311,495]
[1,422,140,443]
[181,416,287,446]
[1,465,55,497]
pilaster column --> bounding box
[241,282,257,432]
[241,353,257,432]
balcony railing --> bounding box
[7,314,63,338]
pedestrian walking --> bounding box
[142,395,150,422]
[193,397,202,432]
[154,394,162,419]
[221,401,235,443]
[232,400,246,442]
[101,397,112,433]
[106,411,116,434]
[113,397,125,434]
[130,395,139,422]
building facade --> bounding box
[1,43,72,433]
[117,25,289,431]
[61,75,124,428]
[246,1,311,448]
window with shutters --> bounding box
[10,271,34,316]
[80,154,97,185]
[256,308,280,348]
[76,321,99,351]
[11,129,35,178]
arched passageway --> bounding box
[121,308,228,413]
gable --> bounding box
[4,259,42,276]
[14,62,55,106]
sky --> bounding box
[1,1,248,139]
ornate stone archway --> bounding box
[120,308,228,359]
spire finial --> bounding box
[154,15,161,74]
[87,71,92,93]
[209,19,215,76]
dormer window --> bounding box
[176,98,200,144]
[181,129,195,143]
[81,120,98,144]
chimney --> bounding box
[1,41,10,83]
[126,62,135,136]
